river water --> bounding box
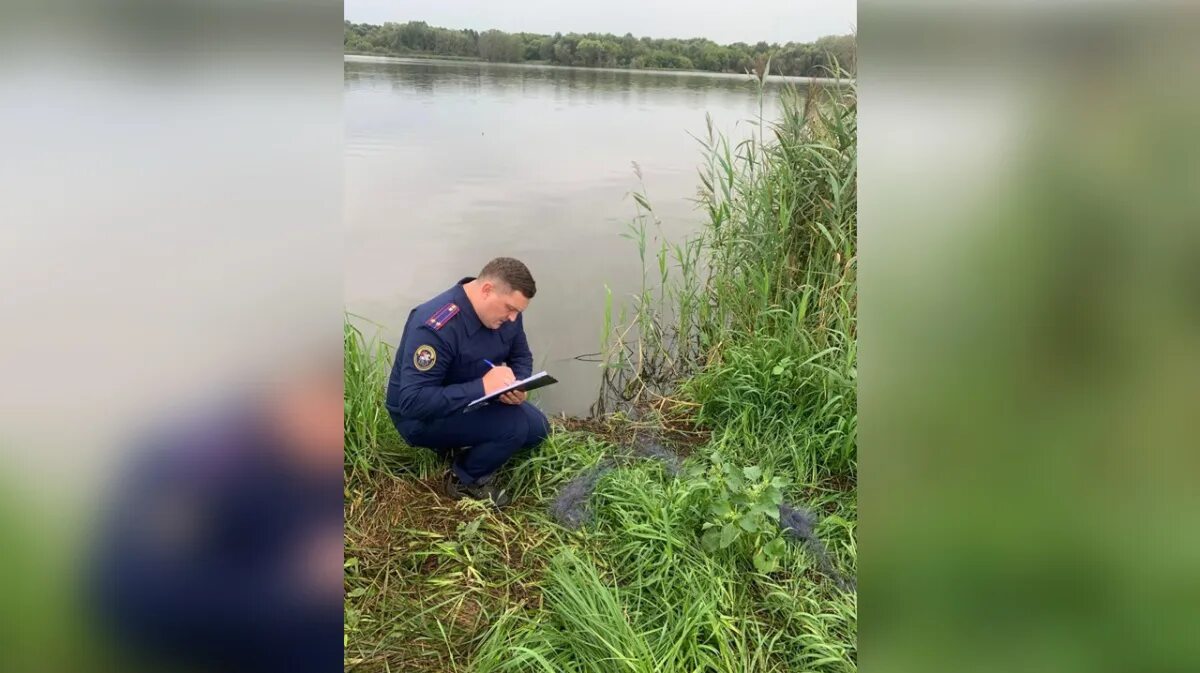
[345,54,796,415]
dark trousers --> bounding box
[392,403,550,485]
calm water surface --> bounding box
[345,54,794,415]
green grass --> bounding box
[344,318,442,480]
[344,430,856,672]
[344,70,857,672]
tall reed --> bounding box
[597,72,857,477]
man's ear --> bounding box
[479,279,493,296]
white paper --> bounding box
[468,371,551,407]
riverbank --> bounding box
[343,78,857,672]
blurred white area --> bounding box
[0,4,343,671]
[0,0,342,504]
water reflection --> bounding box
[343,56,797,107]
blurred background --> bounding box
[861,1,1200,672]
[0,1,342,671]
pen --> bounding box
[483,359,496,368]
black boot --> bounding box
[445,472,511,508]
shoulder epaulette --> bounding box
[425,302,460,330]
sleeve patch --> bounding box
[413,344,437,371]
[425,303,460,330]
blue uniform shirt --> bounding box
[386,276,534,423]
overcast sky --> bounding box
[344,0,856,45]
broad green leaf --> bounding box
[765,537,787,557]
[719,523,740,549]
[772,364,785,376]
[347,586,367,598]
[743,465,763,481]
[753,549,778,574]
[766,486,784,505]
[701,528,722,552]
[725,471,744,492]
[710,501,733,518]
[738,514,758,532]
[755,501,780,520]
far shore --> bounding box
[344,52,851,86]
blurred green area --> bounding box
[863,3,1200,672]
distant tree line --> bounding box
[344,21,855,77]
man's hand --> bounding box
[499,389,526,405]
[482,365,516,395]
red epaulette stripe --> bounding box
[425,302,460,330]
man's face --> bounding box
[478,281,529,329]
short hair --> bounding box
[480,257,537,299]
